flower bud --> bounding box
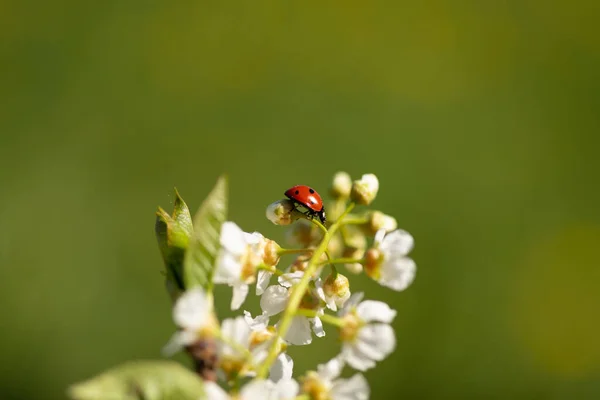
[266,199,295,225]
[290,255,310,272]
[364,247,383,280]
[351,173,379,205]
[364,211,398,235]
[330,171,352,199]
[323,272,351,309]
[262,238,281,267]
[155,189,193,293]
[343,246,364,274]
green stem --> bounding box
[324,249,337,275]
[295,308,318,318]
[295,309,345,328]
[320,257,364,266]
[318,312,346,327]
[257,264,283,277]
[277,248,314,255]
[256,202,355,379]
[309,217,329,235]
[340,216,369,225]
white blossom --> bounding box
[162,288,215,355]
[301,357,369,400]
[365,229,416,291]
[203,378,298,400]
[338,293,396,371]
[214,222,264,310]
[217,316,254,379]
[243,310,290,373]
[258,272,326,345]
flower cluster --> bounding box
[163,172,416,399]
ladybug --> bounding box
[284,185,326,224]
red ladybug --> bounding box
[284,185,326,223]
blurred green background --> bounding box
[1,1,600,399]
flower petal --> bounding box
[220,221,249,255]
[161,330,196,356]
[269,352,294,382]
[330,374,370,400]
[356,323,396,361]
[341,343,376,371]
[256,270,273,295]
[338,292,364,317]
[240,379,273,399]
[310,317,326,338]
[244,310,270,331]
[231,283,250,310]
[275,378,299,400]
[251,340,271,365]
[374,229,386,247]
[279,316,312,345]
[213,251,242,284]
[219,316,251,357]
[204,382,230,400]
[317,357,344,381]
[260,285,289,316]
[244,231,264,246]
[173,288,209,330]
[381,229,414,256]
[379,257,416,291]
[278,271,304,288]
[356,300,397,323]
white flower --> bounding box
[338,293,396,371]
[162,288,215,355]
[214,222,264,310]
[258,272,326,345]
[217,316,253,379]
[243,311,290,373]
[301,357,369,400]
[204,378,298,400]
[365,229,416,291]
[350,173,379,205]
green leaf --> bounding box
[172,188,193,237]
[183,175,228,290]
[67,360,206,400]
[155,189,194,292]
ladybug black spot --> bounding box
[309,188,315,194]
[295,190,299,195]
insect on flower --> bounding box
[284,185,326,224]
